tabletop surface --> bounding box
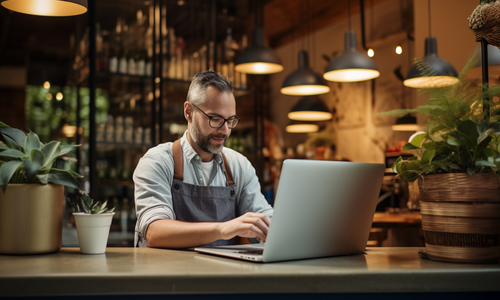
[0,247,499,296]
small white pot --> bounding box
[73,212,115,254]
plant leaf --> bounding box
[0,142,9,150]
[409,132,426,148]
[0,160,23,193]
[0,149,28,159]
[475,160,496,167]
[457,120,479,146]
[22,149,45,182]
[41,141,61,168]
[0,121,9,128]
[59,144,79,156]
[44,169,84,191]
[2,135,24,152]
[421,149,436,164]
[0,127,27,149]
[24,131,42,154]
[402,143,419,150]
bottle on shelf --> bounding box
[115,116,124,143]
[105,115,114,142]
[121,198,130,235]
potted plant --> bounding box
[304,128,335,159]
[67,193,115,254]
[0,121,83,254]
[382,56,500,263]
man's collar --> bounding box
[180,130,223,164]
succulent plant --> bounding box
[68,194,115,214]
[0,121,83,193]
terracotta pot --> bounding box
[0,184,64,254]
[418,173,500,263]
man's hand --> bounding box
[218,212,271,242]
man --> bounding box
[133,70,273,248]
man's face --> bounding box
[188,86,236,155]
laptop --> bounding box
[195,159,385,263]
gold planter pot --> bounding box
[0,184,64,254]
[419,173,500,263]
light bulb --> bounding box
[367,48,374,58]
[56,92,63,101]
[396,45,402,55]
[43,81,50,89]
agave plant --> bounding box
[0,121,83,193]
[68,194,115,214]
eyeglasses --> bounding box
[192,104,240,129]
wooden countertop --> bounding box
[1,247,499,297]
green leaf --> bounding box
[430,125,446,135]
[0,127,27,149]
[22,149,45,182]
[0,121,9,128]
[0,149,27,159]
[402,143,419,150]
[392,156,403,174]
[0,160,23,193]
[41,169,84,191]
[421,149,436,164]
[59,144,79,156]
[409,132,426,148]
[477,128,494,144]
[457,120,479,145]
[0,142,9,150]
[3,135,24,152]
[475,160,496,167]
[24,131,42,154]
[447,137,462,146]
[467,166,480,175]
[40,141,61,168]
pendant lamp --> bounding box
[324,31,379,82]
[281,51,330,96]
[403,37,459,88]
[391,114,418,132]
[234,27,283,74]
[1,0,87,16]
[403,1,458,88]
[467,44,500,84]
[288,95,332,121]
[286,123,319,133]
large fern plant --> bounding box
[381,53,500,182]
[0,121,83,192]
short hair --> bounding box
[186,70,233,105]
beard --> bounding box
[189,118,228,154]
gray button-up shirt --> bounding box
[133,131,273,245]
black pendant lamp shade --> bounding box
[404,37,459,88]
[467,44,500,82]
[234,27,283,75]
[392,114,418,132]
[281,51,330,96]
[1,0,88,16]
[323,31,380,82]
[288,95,332,121]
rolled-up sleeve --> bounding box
[133,148,176,242]
[234,155,274,218]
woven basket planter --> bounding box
[418,173,500,263]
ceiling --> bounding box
[0,0,393,86]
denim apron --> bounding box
[170,139,238,247]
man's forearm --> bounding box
[146,219,222,248]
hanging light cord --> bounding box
[428,0,432,37]
[348,0,352,31]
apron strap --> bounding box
[172,138,235,186]
[172,139,184,181]
[221,152,235,186]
